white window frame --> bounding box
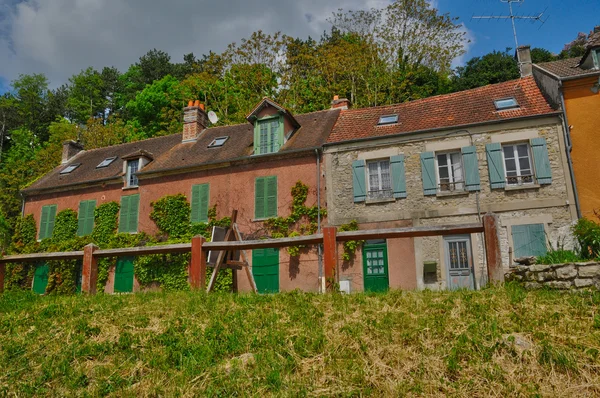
[501,143,535,186]
[126,159,140,187]
[435,151,464,192]
[366,159,392,199]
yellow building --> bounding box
[534,31,600,219]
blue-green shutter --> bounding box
[39,205,57,240]
[390,155,407,198]
[39,206,50,239]
[119,196,129,233]
[254,122,262,155]
[128,195,140,233]
[191,184,210,223]
[420,152,437,195]
[266,176,278,217]
[512,224,547,258]
[352,159,366,202]
[461,146,481,191]
[530,138,552,185]
[77,200,96,236]
[485,143,506,189]
[255,177,266,219]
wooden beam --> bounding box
[94,244,191,258]
[81,244,99,294]
[335,224,484,242]
[189,236,206,290]
[202,233,323,251]
[323,226,337,291]
[207,224,235,292]
[233,223,257,293]
[0,251,85,263]
[0,263,5,294]
[482,213,504,284]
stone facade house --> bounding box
[533,28,600,219]
[22,98,341,294]
[324,76,578,292]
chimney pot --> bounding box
[516,45,532,77]
[331,97,350,110]
[194,100,201,107]
[333,95,339,101]
[188,100,194,107]
[199,103,205,111]
[62,140,84,164]
[183,102,208,142]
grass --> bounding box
[1,284,600,397]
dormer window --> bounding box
[60,163,81,174]
[592,48,600,70]
[208,136,229,148]
[126,159,139,187]
[97,156,117,168]
[494,97,519,111]
[255,116,283,155]
[378,114,398,126]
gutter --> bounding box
[533,63,600,82]
[22,175,122,196]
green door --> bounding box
[252,248,279,293]
[363,243,389,292]
[32,263,49,295]
[114,257,134,293]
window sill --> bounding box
[505,184,540,192]
[365,197,396,205]
[252,217,275,222]
[122,186,139,191]
[436,190,469,198]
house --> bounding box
[22,99,341,294]
[323,73,578,292]
[533,27,600,219]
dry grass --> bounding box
[1,283,600,397]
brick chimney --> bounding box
[516,45,532,77]
[62,140,84,164]
[331,95,350,110]
[183,100,208,142]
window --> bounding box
[77,200,96,236]
[502,143,534,185]
[97,156,117,168]
[191,184,210,223]
[119,194,140,233]
[367,160,392,199]
[208,136,228,148]
[511,224,547,258]
[255,117,282,155]
[436,152,464,192]
[255,176,277,219]
[494,97,519,111]
[60,163,81,174]
[39,205,57,240]
[126,159,139,187]
[378,114,398,125]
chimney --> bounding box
[62,140,83,164]
[331,95,350,110]
[183,100,208,142]
[516,45,532,77]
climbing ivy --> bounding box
[150,194,191,239]
[339,220,363,261]
[51,209,78,242]
[91,202,120,245]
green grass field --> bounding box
[1,284,599,397]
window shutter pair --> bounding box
[420,146,481,195]
[77,200,96,236]
[191,184,210,223]
[485,138,552,189]
[352,155,407,203]
[39,205,57,240]
[119,194,140,233]
[511,223,547,258]
[255,176,278,218]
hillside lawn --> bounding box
[1,284,600,397]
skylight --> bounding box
[208,136,229,148]
[377,114,398,125]
[96,156,117,168]
[60,163,81,174]
[494,97,519,111]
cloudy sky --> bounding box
[1,0,599,92]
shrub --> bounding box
[572,217,600,259]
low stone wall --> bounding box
[506,262,600,289]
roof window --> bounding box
[208,136,229,148]
[96,156,117,168]
[494,97,519,111]
[377,114,398,125]
[60,163,81,174]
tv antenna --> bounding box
[473,0,548,74]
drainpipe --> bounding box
[559,85,582,219]
[315,149,324,293]
[20,192,25,217]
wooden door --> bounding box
[445,236,474,290]
[252,248,279,293]
[32,263,49,295]
[114,257,134,293]
[363,243,389,292]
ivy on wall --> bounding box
[339,220,363,261]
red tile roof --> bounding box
[327,76,558,144]
[535,57,600,79]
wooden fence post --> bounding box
[189,235,206,290]
[483,213,504,284]
[0,263,5,294]
[323,226,337,291]
[82,243,99,294]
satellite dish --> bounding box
[208,110,219,125]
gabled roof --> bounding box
[327,76,558,144]
[535,57,600,80]
[246,97,301,129]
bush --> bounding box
[572,217,600,259]
[537,250,583,265]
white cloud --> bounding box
[452,22,476,69]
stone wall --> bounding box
[506,262,600,289]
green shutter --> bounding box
[420,152,437,195]
[277,117,284,151]
[39,206,50,240]
[352,159,366,202]
[512,224,547,258]
[191,184,210,223]
[461,146,481,191]
[254,122,261,155]
[531,138,552,185]
[255,177,266,219]
[486,143,506,189]
[266,176,278,217]
[390,155,407,198]
[119,196,130,233]
[128,195,140,233]
[77,200,96,236]
[40,205,57,240]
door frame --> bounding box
[362,241,390,292]
[443,234,475,290]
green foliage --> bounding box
[150,194,191,239]
[91,201,120,245]
[135,253,190,292]
[338,220,363,261]
[451,49,519,92]
[572,217,600,260]
[11,214,37,251]
[0,212,10,253]
[537,250,583,265]
[51,209,78,242]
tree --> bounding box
[67,67,107,124]
[11,74,51,141]
[451,49,519,92]
[101,66,123,119]
[137,49,176,86]
[0,93,20,163]
[531,48,556,64]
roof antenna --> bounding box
[208,110,219,125]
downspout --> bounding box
[20,192,25,217]
[315,148,324,293]
[559,84,582,219]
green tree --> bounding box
[531,48,556,63]
[67,67,107,124]
[11,74,51,141]
[451,49,519,92]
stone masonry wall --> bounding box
[506,262,600,289]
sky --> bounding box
[0,0,599,93]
